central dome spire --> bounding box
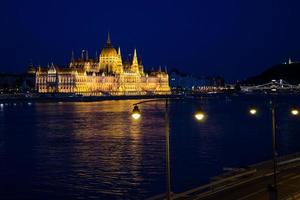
[100,32,118,58]
[106,32,112,47]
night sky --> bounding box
[1,0,300,81]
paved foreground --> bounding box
[148,153,300,200]
[192,167,300,200]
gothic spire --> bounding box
[106,32,112,47]
[71,50,75,62]
[118,47,121,57]
[81,50,84,60]
[132,48,138,66]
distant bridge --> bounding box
[241,79,300,92]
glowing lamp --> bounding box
[194,108,206,121]
[249,108,257,115]
[131,105,141,120]
[291,108,299,116]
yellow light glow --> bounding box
[132,113,141,120]
[291,109,299,116]
[32,34,171,95]
[131,105,141,120]
[249,108,257,115]
[195,113,205,121]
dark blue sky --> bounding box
[1,0,300,81]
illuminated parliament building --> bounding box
[28,34,170,95]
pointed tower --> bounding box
[132,49,138,66]
[86,50,89,61]
[95,51,98,62]
[106,32,112,47]
[131,49,139,73]
[69,50,75,68]
[117,47,123,74]
[71,50,75,62]
[118,47,123,63]
[48,62,56,74]
[81,50,84,60]
[118,47,121,56]
[139,57,144,76]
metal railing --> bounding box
[146,153,300,200]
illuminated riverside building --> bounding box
[28,34,170,95]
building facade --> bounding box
[28,34,170,95]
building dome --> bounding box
[100,32,118,57]
[100,47,118,57]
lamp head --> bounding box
[131,105,141,120]
[291,108,299,116]
[194,107,206,121]
[249,107,257,115]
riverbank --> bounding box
[1,92,300,104]
[0,93,183,103]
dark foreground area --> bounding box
[149,153,300,200]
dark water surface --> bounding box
[1,95,300,200]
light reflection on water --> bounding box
[0,95,300,199]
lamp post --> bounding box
[131,98,206,200]
[249,101,299,200]
[270,100,278,200]
[165,98,171,200]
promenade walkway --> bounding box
[148,153,300,200]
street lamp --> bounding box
[249,108,257,115]
[131,98,206,200]
[249,101,299,200]
[291,108,299,116]
[131,105,141,120]
[194,107,206,121]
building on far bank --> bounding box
[28,33,170,95]
[0,73,35,94]
[169,69,208,90]
[169,69,226,93]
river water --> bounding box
[0,94,300,199]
